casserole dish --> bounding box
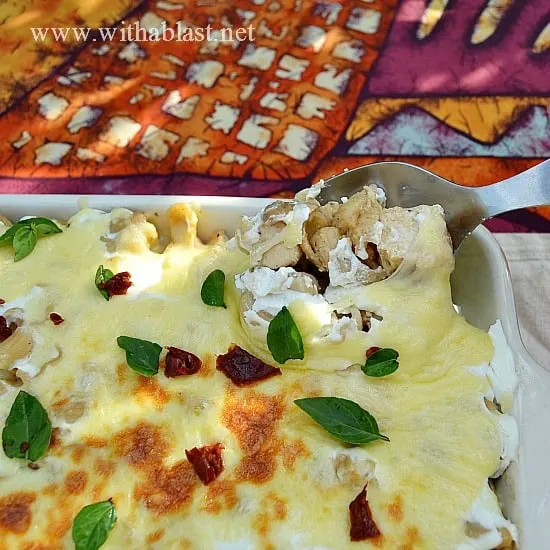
[0,193,549,548]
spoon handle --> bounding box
[474,160,550,218]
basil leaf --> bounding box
[2,390,52,462]
[201,269,226,308]
[1,218,61,242]
[0,218,61,260]
[72,499,117,550]
[12,226,38,262]
[27,218,62,236]
[294,397,389,445]
[95,265,114,301]
[267,306,304,364]
[0,224,20,244]
[362,348,399,377]
[117,336,162,377]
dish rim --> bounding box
[1,193,547,549]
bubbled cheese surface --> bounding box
[0,203,513,549]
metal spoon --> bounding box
[316,160,550,250]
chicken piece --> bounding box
[261,235,302,269]
[301,202,340,270]
[237,200,310,267]
[333,451,375,488]
[237,268,320,324]
[302,189,385,272]
[496,527,515,550]
[287,272,320,294]
[376,207,421,272]
[332,187,383,250]
[328,238,387,287]
[52,398,87,424]
[0,328,32,372]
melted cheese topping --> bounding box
[0,200,516,549]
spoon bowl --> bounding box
[317,161,550,250]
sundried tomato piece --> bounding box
[185,443,224,485]
[164,347,202,377]
[366,346,381,358]
[216,344,282,386]
[0,315,16,343]
[349,486,380,541]
[0,299,5,304]
[49,313,64,326]
[100,271,132,297]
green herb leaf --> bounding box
[95,265,115,301]
[0,218,61,243]
[13,226,38,262]
[267,306,304,364]
[72,499,117,550]
[117,336,162,377]
[2,390,52,462]
[27,218,62,237]
[0,224,19,244]
[294,397,389,445]
[201,269,226,308]
[0,218,61,261]
[362,348,400,377]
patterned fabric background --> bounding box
[0,0,548,231]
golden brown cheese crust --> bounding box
[222,390,286,485]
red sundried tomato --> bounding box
[185,443,224,485]
[49,313,64,326]
[0,299,5,304]
[100,272,132,298]
[366,346,381,358]
[349,486,380,541]
[164,347,202,377]
[216,344,282,386]
[0,316,16,343]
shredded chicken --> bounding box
[301,202,340,270]
[332,188,383,250]
[299,187,438,283]
[236,200,311,268]
[238,184,450,291]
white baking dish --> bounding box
[1,194,549,549]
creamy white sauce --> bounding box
[468,322,519,481]
[237,202,309,254]
[488,321,518,412]
[0,286,44,321]
[492,413,519,479]
[295,180,325,201]
[236,267,363,344]
[12,329,60,378]
[456,482,518,549]
[118,254,164,294]
[323,316,358,342]
[236,266,309,297]
[328,237,382,288]
[67,208,106,226]
[236,267,328,330]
